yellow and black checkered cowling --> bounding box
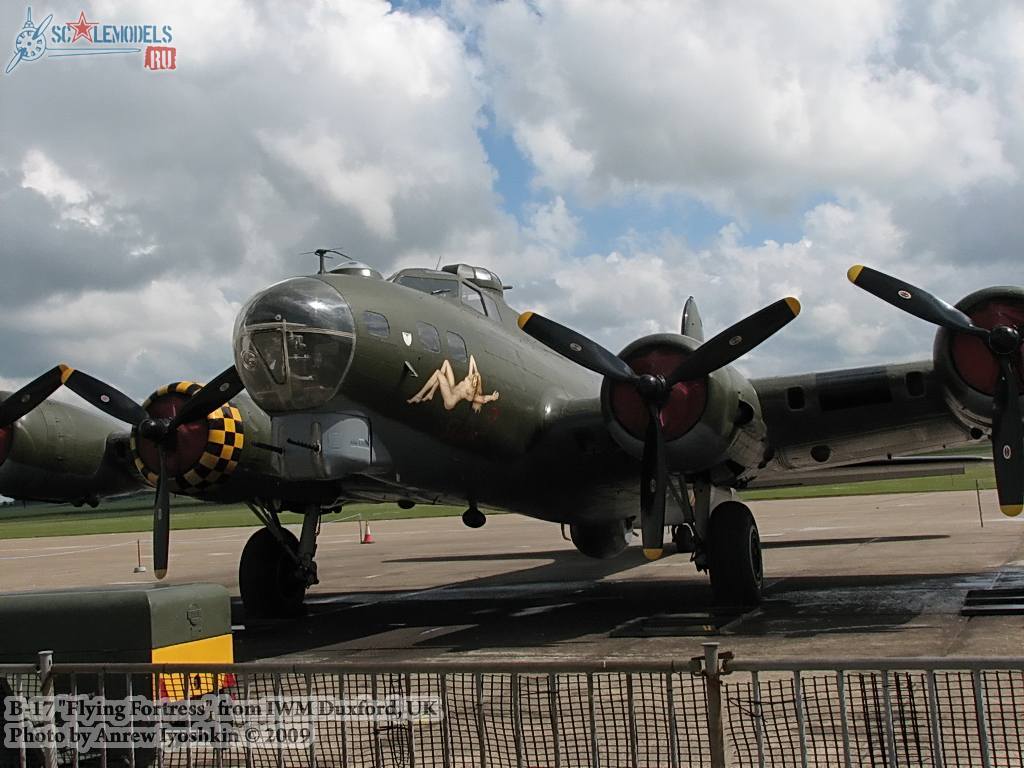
[129,381,244,494]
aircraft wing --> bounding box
[750,360,977,477]
[745,454,990,490]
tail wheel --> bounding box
[239,528,306,619]
[707,501,763,605]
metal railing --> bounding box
[2,648,1023,767]
[713,649,1024,768]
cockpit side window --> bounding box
[417,321,441,353]
[363,311,390,339]
[481,293,502,321]
[446,331,468,363]
[461,283,486,315]
[396,275,457,298]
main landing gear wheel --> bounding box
[239,528,306,619]
[570,520,630,559]
[707,501,763,606]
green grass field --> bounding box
[0,460,995,540]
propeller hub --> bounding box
[636,373,668,402]
[138,417,172,442]
[988,325,1021,356]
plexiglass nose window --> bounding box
[234,277,355,411]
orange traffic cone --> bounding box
[361,522,375,544]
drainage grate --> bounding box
[961,587,1024,616]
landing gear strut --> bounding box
[672,477,763,606]
[240,502,321,619]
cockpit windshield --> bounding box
[234,277,355,412]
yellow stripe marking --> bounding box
[517,311,534,330]
[152,634,234,699]
[58,364,75,384]
[784,297,801,316]
[642,548,664,561]
[847,264,864,283]
[1000,504,1022,517]
[151,634,233,664]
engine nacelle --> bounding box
[0,398,138,503]
[130,381,246,495]
[933,286,1024,433]
[600,334,768,474]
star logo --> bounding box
[66,11,97,44]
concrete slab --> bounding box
[1,489,1022,663]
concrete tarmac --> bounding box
[1,489,1023,663]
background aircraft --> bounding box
[0,257,1020,617]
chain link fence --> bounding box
[3,649,1023,767]
[719,652,1024,767]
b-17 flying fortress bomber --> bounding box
[0,257,1021,618]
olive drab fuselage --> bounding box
[2,263,1004,525]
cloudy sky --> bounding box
[1,0,1022,401]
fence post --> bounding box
[36,650,57,768]
[703,643,727,768]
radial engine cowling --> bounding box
[600,334,767,474]
[933,287,1024,434]
[129,381,245,494]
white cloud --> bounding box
[513,194,951,375]
[9,279,240,399]
[264,132,401,239]
[461,0,1016,210]
[20,149,105,228]
[2,0,1022,404]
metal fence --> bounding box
[2,648,1023,767]
[717,650,1024,768]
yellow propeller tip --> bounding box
[784,297,801,316]
[847,264,864,283]
[58,364,74,384]
[517,311,534,330]
[154,569,167,580]
[642,548,664,561]
[1000,504,1023,517]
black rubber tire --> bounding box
[569,521,630,559]
[707,501,763,605]
[239,528,306,619]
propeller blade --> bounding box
[847,265,986,337]
[168,366,244,429]
[0,366,65,427]
[639,402,668,560]
[518,312,639,384]
[667,298,801,386]
[992,358,1023,517]
[61,368,148,426]
[153,445,171,579]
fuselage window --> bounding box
[363,311,390,339]
[417,321,441,353]
[397,275,457,298]
[481,293,502,321]
[447,331,468,363]
[461,283,486,314]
